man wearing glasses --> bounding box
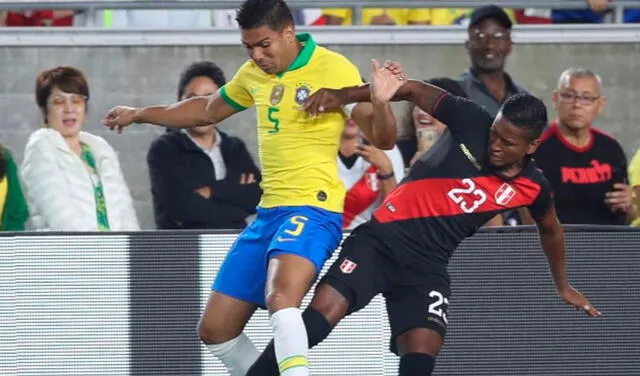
[528,68,635,225]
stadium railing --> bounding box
[1,23,640,46]
[1,0,640,25]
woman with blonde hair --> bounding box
[21,66,139,231]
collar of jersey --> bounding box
[276,33,316,78]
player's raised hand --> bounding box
[560,286,602,317]
[302,88,343,116]
[101,105,140,134]
[370,59,407,104]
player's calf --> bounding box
[396,328,444,376]
[197,292,260,376]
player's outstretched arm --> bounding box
[349,59,403,150]
[101,92,238,133]
[303,61,447,117]
[535,206,602,317]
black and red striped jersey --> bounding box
[532,122,628,225]
[366,94,553,274]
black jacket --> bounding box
[147,130,262,229]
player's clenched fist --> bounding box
[302,88,344,116]
[101,106,140,133]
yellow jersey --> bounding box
[629,148,640,226]
[322,8,430,25]
[321,8,516,26]
[220,33,362,213]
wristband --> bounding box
[377,171,394,181]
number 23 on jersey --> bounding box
[447,178,487,214]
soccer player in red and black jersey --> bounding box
[247,61,601,376]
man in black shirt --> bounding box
[247,61,601,376]
[531,67,633,225]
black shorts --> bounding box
[319,224,451,355]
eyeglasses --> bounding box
[558,92,600,105]
[469,30,510,43]
[47,94,87,108]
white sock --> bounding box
[270,307,309,376]
[206,333,259,376]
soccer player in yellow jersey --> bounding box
[102,1,401,375]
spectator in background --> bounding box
[0,146,28,231]
[321,8,430,25]
[457,5,527,116]
[530,68,634,225]
[21,66,139,231]
[629,148,640,226]
[552,0,640,23]
[147,61,261,230]
[398,77,468,168]
[339,117,404,230]
[0,10,74,26]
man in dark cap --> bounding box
[457,4,528,226]
[457,4,526,116]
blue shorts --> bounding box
[212,205,343,307]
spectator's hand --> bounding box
[302,88,343,116]
[357,143,392,175]
[605,183,633,213]
[559,286,602,317]
[240,173,257,184]
[587,0,611,13]
[370,59,407,105]
[194,185,212,199]
[102,106,140,133]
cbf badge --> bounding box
[295,85,311,105]
[270,85,285,106]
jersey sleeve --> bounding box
[431,94,494,138]
[527,174,555,222]
[219,62,254,111]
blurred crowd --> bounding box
[0,3,639,232]
[1,0,640,27]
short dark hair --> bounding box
[500,93,548,140]
[35,66,89,122]
[177,61,227,100]
[236,0,294,31]
[426,77,468,98]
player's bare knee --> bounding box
[397,328,444,357]
[265,288,299,313]
[197,317,240,345]
[309,283,349,327]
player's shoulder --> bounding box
[312,43,357,69]
[526,160,552,187]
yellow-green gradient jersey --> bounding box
[220,33,362,213]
